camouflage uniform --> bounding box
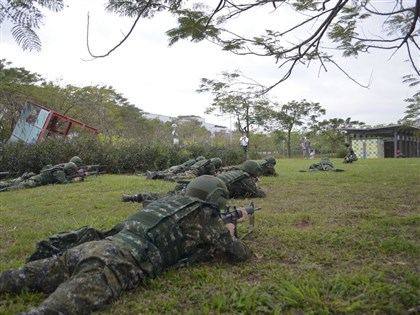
[217,170,266,198]
[343,146,358,163]
[307,158,344,172]
[172,158,221,179]
[145,157,203,180]
[0,164,75,192]
[0,196,251,315]
[223,159,276,177]
[123,185,187,207]
[255,160,277,176]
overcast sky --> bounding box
[0,1,417,129]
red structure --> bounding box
[8,101,98,143]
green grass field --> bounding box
[1,158,419,314]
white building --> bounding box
[144,112,230,135]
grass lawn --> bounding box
[0,158,419,314]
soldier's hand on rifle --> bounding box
[225,223,236,236]
[237,208,249,223]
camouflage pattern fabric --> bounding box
[343,148,358,163]
[153,158,221,181]
[305,158,344,172]
[222,160,276,176]
[122,182,188,206]
[0,165,72,192]
[255,160,277,176]
[0,196,251,315]
[217,170,266,198]
[190,159,216,176]
[145,157,203,180]
[26,226,109,262]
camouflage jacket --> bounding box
[111,195,251,276]
[34,164,72,185]
[218,170,266,198]
[256,160,277,176]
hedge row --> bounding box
[0,137,260,175]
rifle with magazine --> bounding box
[221,201,262,239]
[79,164,108,171]
[67,170,107,181]
[0,171,19,179]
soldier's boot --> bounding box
[146,171,158,180]
[121,194,143,203]
[0,269,28,293]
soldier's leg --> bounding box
[0,255,69,294]
[122,193,144,202]
[21,240,145,315]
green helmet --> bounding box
[195,156,206,162]
[210,157,222,169]
[265,156,276,165]
[240,160,263,177]
[185,175,229,209]
[64,162,78,174]
[69,156,82,167]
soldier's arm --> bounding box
[56,171,77,184]
[198,207,252,262]
[243,178,266,198]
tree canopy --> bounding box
[165,0,420,91]
[4,1,418,86]
[0,0,64,52]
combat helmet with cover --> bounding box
[64,162,78,174]
[69,156,82,167]
[185,175,229,209]
[210,157,223,169]
[265,156,276,166]
[240,160,263,177]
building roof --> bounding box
[341,125,420,137]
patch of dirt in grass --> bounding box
[292,217,313,229]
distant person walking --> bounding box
[239,133,249,159]
[301,137,311,159]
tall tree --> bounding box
[265,100,326,158]
[196,70,271,144]
[174,119,211,145]
[399,95,420,126]
[312,118,366,153]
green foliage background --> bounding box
[0,137,253,174]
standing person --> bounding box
[301,137,311,159]
[0,176,251,315]
[239,133,249,159]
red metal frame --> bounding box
[26,100,98,142]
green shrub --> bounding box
[0,137,245,174]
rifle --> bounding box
[67,170,106,181]
[221,201,262,239]
[79,164,108,171]
[0,171,19,179]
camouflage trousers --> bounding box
[0,239,147,314]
